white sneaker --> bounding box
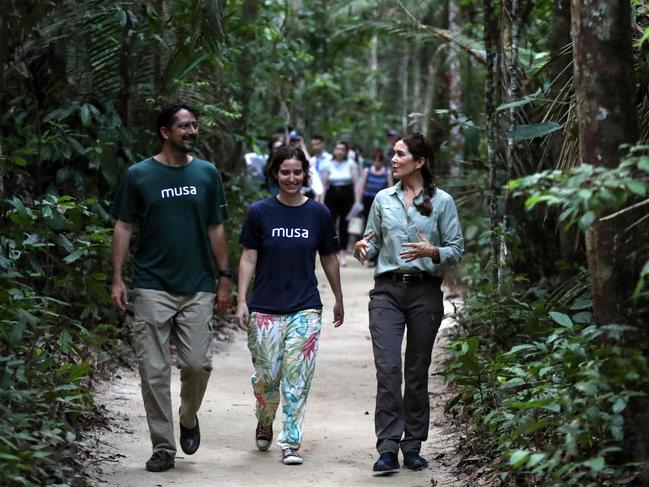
[281,447,303,465]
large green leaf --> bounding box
[509,122,563,141]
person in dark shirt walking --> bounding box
[236,145,344,466]
[111,103,232,472]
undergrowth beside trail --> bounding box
[442,278,648,486]
[0,176,263,486]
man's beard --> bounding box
[171,137,195,153]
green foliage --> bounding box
[508,149,649,231]
[1,195,120,485]
[443,281,648,485]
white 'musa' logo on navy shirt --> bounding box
[161,186,197,198]
[271,227,309,238]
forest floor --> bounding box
[88,259,479,487]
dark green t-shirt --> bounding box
[112,157,228,294]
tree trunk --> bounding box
[485,0,500,286]
[119,11,131,128]
[571,0,637,169]
[572,1,644,472]
[401,42,410,134]
[369,33,378,99]
[572,0,637,324]
[448,0,463,177]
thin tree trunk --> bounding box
[422,62,435,136]
[501,0,521,270]
[119,11,131,127]
[369,33,378,99]
[401,42,410,134]
[412,41,421,131]
[485,0,500,286]
[448,0,462,176]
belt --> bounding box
[377,272,441,285]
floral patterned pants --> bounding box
[247,309,322,450]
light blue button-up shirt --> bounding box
[364,182,464,277]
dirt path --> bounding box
[92,259,467,486]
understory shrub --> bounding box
[443,280,648,486]
[1,194,119,486]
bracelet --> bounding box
[219,270,233,279]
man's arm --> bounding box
[111,219,134,311]
[319,252,344,327]
[208,223,232,314]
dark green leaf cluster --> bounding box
[443,282,647,485]
[508,149,649,232]
[0,195,121,485]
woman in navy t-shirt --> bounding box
[236,146,344,466]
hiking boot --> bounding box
[145,450,175,472]
[373,451,399,473]
[255,422,273,451]
[403,451,429,471]
[179,413,200,455]
[281,447,303,465]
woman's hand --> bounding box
[353,232,375,264]
[236,301,249,331]
[401,230,439,262]
[332,300,344,328]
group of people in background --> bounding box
[112,103,464,476]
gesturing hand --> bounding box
[400,230,438,263]
[353,232,375,265]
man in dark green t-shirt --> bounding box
[111,103,232,473]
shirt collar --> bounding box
[389,181,426,203]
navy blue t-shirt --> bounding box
[240,197,341,314]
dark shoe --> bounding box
[179,414,200,455]
[145,450,175,472]
[373,452,400,473]
[255,422,273,451]
[403,451,429,471]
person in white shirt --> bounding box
[320,142,359,266]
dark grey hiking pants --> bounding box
[368,274,444,455]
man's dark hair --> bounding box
[266,146,311,187]
[311,134,325,142]
[156,103,199,141]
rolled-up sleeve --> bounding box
[437,196,464,265]
[363,196,382,260]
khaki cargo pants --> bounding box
[132,288,215,456]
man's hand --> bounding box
[111,279,128,311]
[353,232,375,265]
[236,301,249,331]
[216,277,232,314]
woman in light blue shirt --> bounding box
[354,133,463,474]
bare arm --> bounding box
[208,223,232,314]
[319,252,344,327]
[111,220,134,311]
[321,170,329,201]
[236,248,258,330]
[355,168,368,203]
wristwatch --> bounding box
[219,269,233,279]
